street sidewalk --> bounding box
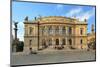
[11,46,95,55]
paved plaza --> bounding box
[11,49,96,66]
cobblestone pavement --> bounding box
[11,49,96,66]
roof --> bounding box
[24,16,87,25]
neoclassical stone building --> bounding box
[87,24,96,49]
[24,16,88,51]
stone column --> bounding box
[66,26,67,35]
[58,26,60,35]
[24,27,27,35]
[59,26,62,35]
[50,26,52,35]
[59,38,62,46]
[65,37,68,48]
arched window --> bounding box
[68,27,72,35]
[29,40,32,46]
[48,26,52,35]
[69,39,72,45]
[42,39,46,47]
[80,28,83,35]
[62,26,66,34]
[25,25,28,35]
[56,39,59,45]
[80,39,83,44]
[55,26,59,34]
[48,38,52,45]
[29,27,33,34]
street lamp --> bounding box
[38,20,40,50]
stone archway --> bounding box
[69,39,72,45]
[56,39,59,45]
[48,38,52,46]
[55,39,59,49]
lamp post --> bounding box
[38,21,40,50]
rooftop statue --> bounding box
[24,16,28,21]
[14,22,18,28]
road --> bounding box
[11,50,96,66]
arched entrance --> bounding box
[42,39,47,49]
[56,39,59,45]
[55,39,59,49]
[61,38,66,48]
[48,38,52,46]
[69,39,72,45]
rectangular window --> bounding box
[55,26,59,34]
[29,27,33,34]
[48,26,52,35]
[62,27,66,34]
[80,28,83,35]
[68,27,72,35]
[80,39,83,44]
[29,40,32,45]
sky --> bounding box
[12,1,96,41]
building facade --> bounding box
[24,16,88,51]
[87,24,96,49]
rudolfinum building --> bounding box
[24,16,88,51]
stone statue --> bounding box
[84,18,87,22]
[25,16,28,21]
[14,22,18,28]
[34,17,37,20]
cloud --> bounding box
[65,7,95,21]
[56,4,64,10]
[57,4,63,8]
[76,8,95,21]
[66,7,82,17]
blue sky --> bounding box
[12,1,96,41]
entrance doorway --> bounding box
[56,39,59,45]
[69,39,72,45]
[62,38,66,45]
